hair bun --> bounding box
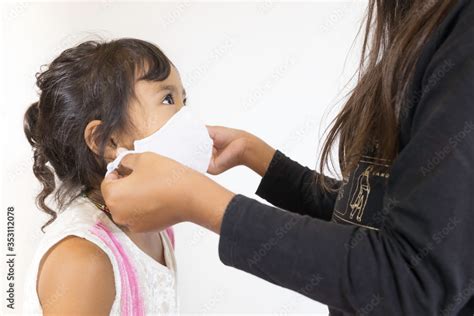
[24,101,40,147]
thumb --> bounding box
[100,154,138,205]
[206,125,217,140]
[101,170,127,209]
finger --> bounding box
[207,158,219,175]
[206,125,228,149]
[207,167,223,175]
[117,152,139,172]
[207,153,228,175]
[207,147,219,174]
[213,143,240,172]
[100,170,131,212]
[105,170,120,181]
[102,170,125,189]
[206,125,218,141]
[101,172,119,203]
[117,163,133,177]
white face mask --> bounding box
[106,106,213,176]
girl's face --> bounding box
[124,65,187,148]
[84,65,187,163]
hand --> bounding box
[101,151,235,233]
[207,125,276,176]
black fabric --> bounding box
[255,149,340,221]
[218,0,474,314]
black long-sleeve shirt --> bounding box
[218,0,474,315]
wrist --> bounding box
[242,134,276,177]
[186,171,235,234]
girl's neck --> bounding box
[86,189,130,233]
[87,189,106,206]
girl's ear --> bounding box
[84,120,117,161]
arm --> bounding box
[255,149,340,220]
[216,15,474,313]
[37,236,115,315]
[208,126,340,220]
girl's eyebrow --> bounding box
[160,84,186,97]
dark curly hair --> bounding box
[23,38,172,232]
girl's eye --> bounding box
[162,94,174,105]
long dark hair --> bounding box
[319,0,457,185]
[23,38,172,232]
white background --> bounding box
[1,1,366,314]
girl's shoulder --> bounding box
[36,234,116,315]
[22,196,123,315]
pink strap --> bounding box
[90,221,144,316]
[165,227,175,249]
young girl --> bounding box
[22,38,184,315]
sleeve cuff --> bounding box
[218,194,246,267]
[255,149,288,199]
